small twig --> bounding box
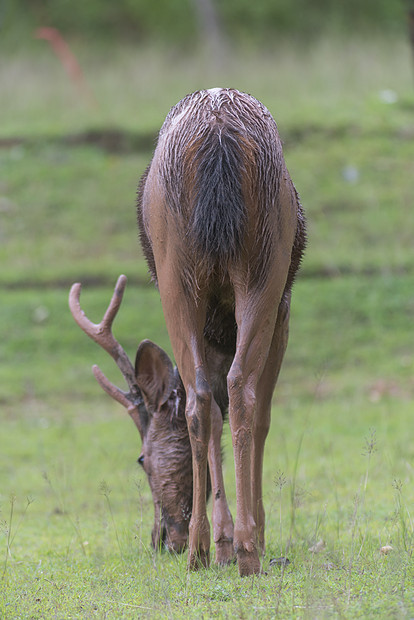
[35,27,98,107]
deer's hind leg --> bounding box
[156,265,212,570]
[227,252,292,576]
[252,291,291,555]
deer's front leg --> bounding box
[208,398,235,565]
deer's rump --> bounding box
[137,89,286,289]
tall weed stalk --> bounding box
[100,480,126,563]
[346,428,377,604]
[1,495,33,579]
[43,471,87,556]
[393,479,413,555]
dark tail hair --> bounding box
[189,126,250,265]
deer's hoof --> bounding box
[215,539,236,566]
[237,548,262,577]
[187,548,210,571]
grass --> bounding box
[1,34,414,617]
[2,389,414,617]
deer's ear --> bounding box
[135,340,175,413]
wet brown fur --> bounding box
[136,88,306,575]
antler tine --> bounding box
[101,274,127,328]
[92,364,132,409]
[69,275,126,354]
[93,365,144,437]
[68,275,138,393]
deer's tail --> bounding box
[187,125,254,266]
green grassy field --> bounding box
[1,37,414,617]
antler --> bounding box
[68,275,147,437]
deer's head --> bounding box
[69,276,192,552]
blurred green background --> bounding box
[2,0,408,43]
[1,1,414,617]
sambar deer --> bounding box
[70,88,306,576]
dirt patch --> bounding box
[0,129,157,154]
[1,121,414,155]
